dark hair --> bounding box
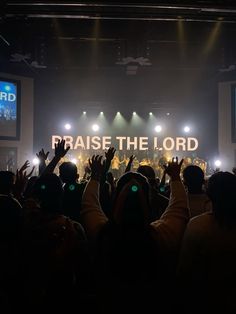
[0,171,15,194]
[207,171,236,226]
[183,165,204,192]
[137,165,155,180]
[112,172,151,227]
[59,162,78,183]
[136,165,157,187]
[33,173,63,213]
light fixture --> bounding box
[64,123,71,130]
[183,126,190,133]
[214,160,222,168]
[32,157,39,165]
[155,125,162,133]
[92,124,99,132]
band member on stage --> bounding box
[139,157,151,166]
[111,154,125,179]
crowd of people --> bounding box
[0,139,236,313]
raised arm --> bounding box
[13,160,35,202]
[41,139,70,176]
[150,157,189,250]
[36,148,49,175]
[125,154,135,173]
[81,155,108,241]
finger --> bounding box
[27,167,35,178]
[179,158,184,168]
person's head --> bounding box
[59,162,78,184]
[207,171,236,226]
[112,172,151,229]
[0,171,15,195]
[23,176,38,199]
[183,165,204,193]
[137,165,157,187]
[33,173,63,213]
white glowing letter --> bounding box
[187,137,198,151]
[74,136,85,149]
[63,136,74,149]
[52,135,62,149]
[116,137,126,150]
[127,137,138,150]
[176,137,186,151]
[91,136,101,150]
[163,137,175,151]
[102,136,112,150]
[139,137,148,150]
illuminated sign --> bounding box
[0,81,17,121]
[52,135,199,151]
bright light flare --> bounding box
[92,124,99,132]
[214,160,222,168]
[183,126,190,133]
[154,125,162,133]
[64,123,71,130]
[32,157,40,165]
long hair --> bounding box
[112,172,151,228]
[97,172,158,285]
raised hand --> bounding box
[54,139,70,159]
[163,157,184,181]
[89,155,105,181]
[129,154,135,164]
[18,160,35,178]
[105,147,116,161]
[125,154,136,173]
[19,160,30,173]
[14,162,35,199]
[36,149,49,162]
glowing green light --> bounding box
[41,184,46,190]
[131,185,138,192]
[69,184,75,191]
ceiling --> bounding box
[1,1,236,73]
[2,1,236,22]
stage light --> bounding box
[133,112,136,115]
[83,111,86,114]
[183,126,190,133]
[166,112,170,116]
[64,123,71,130]
[214,160,221,168]
[100,111,104,114]
[32,157,40,165]
[154,125,162,133]
[149,112,153,116]
[71,158,77,164]
[117,111,120,114]
[92,124,99,132]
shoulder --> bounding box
[186,212,214,233]
[0,194,22,210]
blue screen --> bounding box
[0,80,18,138]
